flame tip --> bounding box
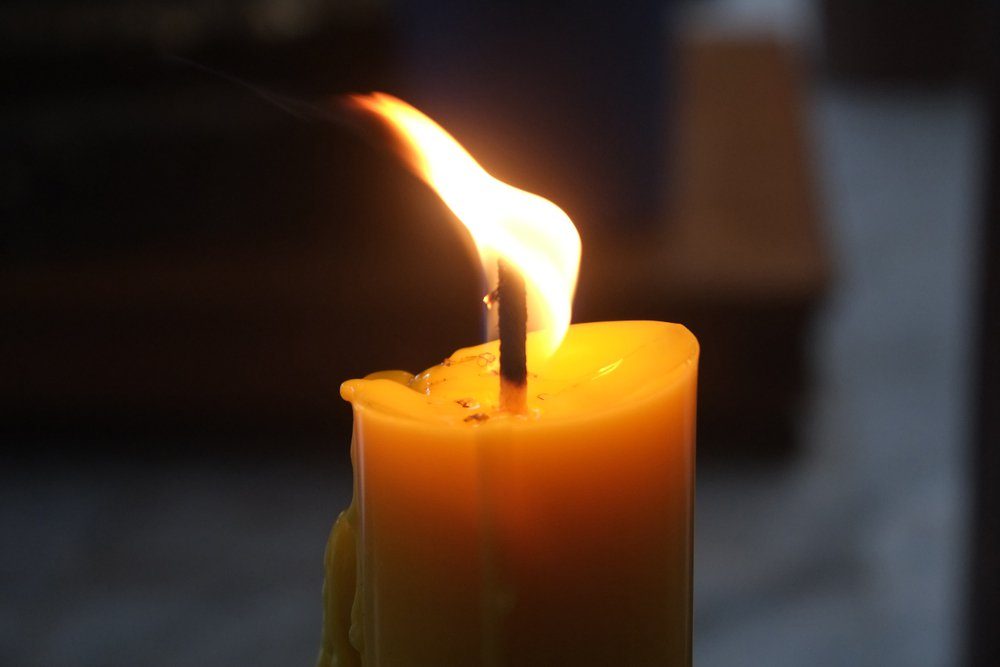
[353,94,581,360]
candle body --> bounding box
[323,321,698,666]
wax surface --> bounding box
[319,321,698,667]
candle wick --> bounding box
[497,259,528,413]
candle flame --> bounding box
[348,93,581,361]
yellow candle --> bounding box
[320,320,698,666]
[317,93,699,666]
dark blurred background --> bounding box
[2,0,998,665]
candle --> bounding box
[318,95,698,667]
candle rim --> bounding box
[341,320,698,431]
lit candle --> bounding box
[318,95,698,667]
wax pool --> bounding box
[319,321,698,667]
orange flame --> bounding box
[349,93,581,361]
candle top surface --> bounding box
[341,321,697,428]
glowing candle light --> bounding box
[318,94,698,667]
